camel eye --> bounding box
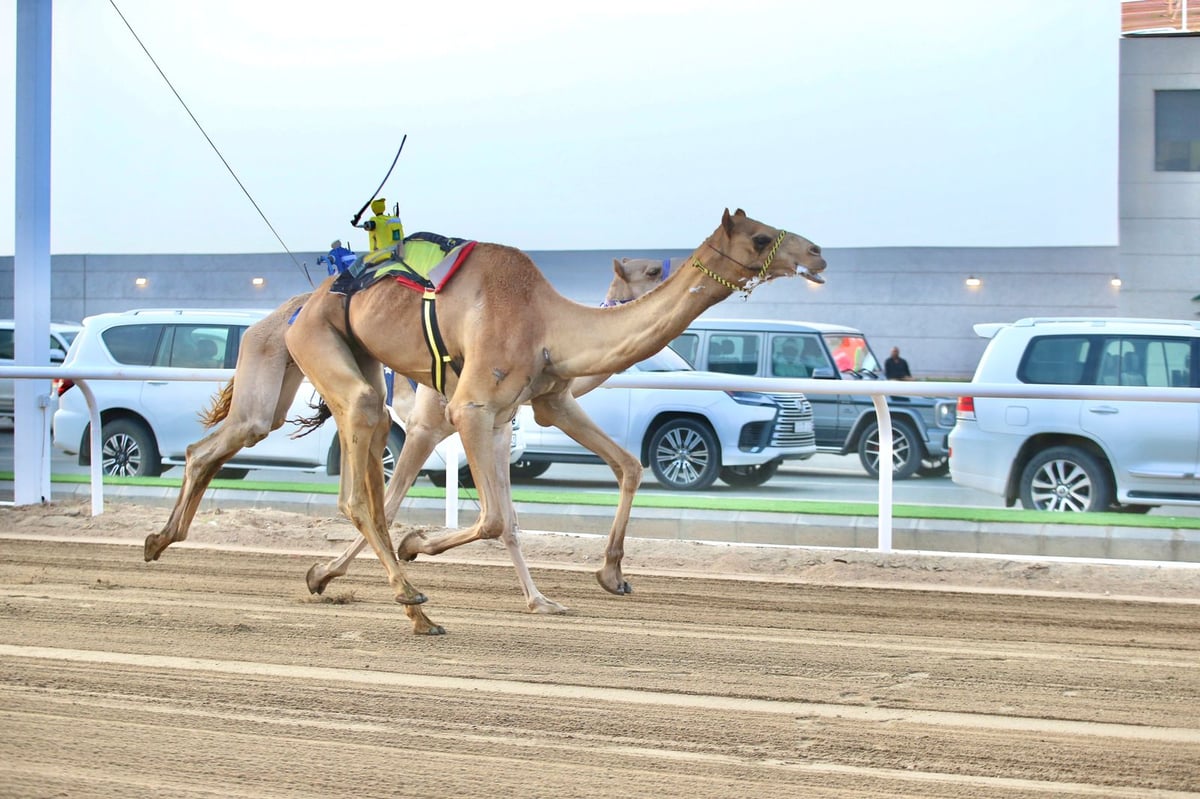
[752,234,772,252]
[647,266,662,277]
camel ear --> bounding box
[722,208,734,236]
[612,258,625,277]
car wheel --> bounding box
[510,458,552,480]
[1018,446,1113,512]
[99,419,161,477]
[719,459,781,488]
[858,419,921,480]
[916,454,950,478]
[648,418,720,491]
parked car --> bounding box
[669,319,957,479]
[511,347,816,490]
[0,319,83,419]
[51,308,522,481]
[949,316,1200,512]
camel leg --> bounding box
[394,381,516,564]
[145,301,308,561]
[287,314,442,635]
[305,391,452,595]
[531,391,642,596]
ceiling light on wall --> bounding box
[1110,276,1123,288]
[964,276,982,288]
[251,276,266,287]
[134,277,148,287]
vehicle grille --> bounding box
[768,393,815,449]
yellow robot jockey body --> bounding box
[360,198,406,257]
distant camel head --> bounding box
[604,257,670,305]
[710,208,826,290]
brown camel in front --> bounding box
[143,257,666,616]
[284,208,827,634]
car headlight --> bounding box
[726,391,779,408]
[935,400,956,428]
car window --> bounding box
[164,325,237,369]
[1018,335,1091,384]
[705,333,759,375]
[101,324,165,366]
[670,333,698,365]
[823,334,879,373]
[771,335,827,377]
[1097,336,1191,387]
[0,329,12,360]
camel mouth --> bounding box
[799,265,826,284]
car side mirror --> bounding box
[50,348,66,364]
[810,367,836,379]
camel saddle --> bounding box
[329,232,477,395]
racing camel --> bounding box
[144,257,667,617]
[284,208,826,634]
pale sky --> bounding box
[2,0,1120,255]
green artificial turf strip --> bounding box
[12,470,1200,531]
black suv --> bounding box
[670,319,956,479]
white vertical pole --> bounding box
[871,395,894,552]
[443,436,460,528]
[13,0,54,506]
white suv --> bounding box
[52,308,521,481]
[949,317,1200,512]
[512,347,816,490]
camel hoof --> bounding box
[595,570,633,596]
[396,530,426,562]
[529,596,569,615]
[415,624,447,636]
[395,592,428,606]
[143,534,167,562]
[305,564,331,595]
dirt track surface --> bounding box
[2,502,1200,798]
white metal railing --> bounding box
[3,365,1200,552]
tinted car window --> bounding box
[706,333,760,375]
[0,329,12,360]
[823,333,880,373]
[1096,336,1192,388]
[101,324,164,366]
[165,325,237,368]
[671,333,698,365]
[1018,335,1091,384]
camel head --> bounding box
[708,208,827,291]
[603,257,670,305]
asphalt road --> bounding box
[5,429,1198,518]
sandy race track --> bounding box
[1,500,1199,798]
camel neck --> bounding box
[544,237,738,379]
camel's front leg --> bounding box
[395,397,513,561]
[531,392,642,596]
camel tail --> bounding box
[199,379,236,428]
[288,398,332,439]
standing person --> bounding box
[885,346,913,380]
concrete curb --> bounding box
[22,482,1200,565]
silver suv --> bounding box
[949,317,1200,512]
[670,319,956,479]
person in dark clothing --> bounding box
[885,346,913,380]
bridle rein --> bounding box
[690,229,788,296]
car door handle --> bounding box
[1087,405,1119,415]
[146,381,169,386]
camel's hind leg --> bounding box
[145,298,309,561]
[306,388,453,595]
[530,390,642,596]
[286,304,442,635]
